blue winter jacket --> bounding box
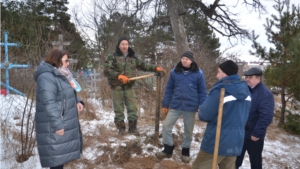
[162,66,207,112]
[34,62,83,167]
[245,82,274,139]
[199,74,251,156]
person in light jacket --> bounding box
[34,48,84,169]
[155,51,207,163]
[192,60,251,169]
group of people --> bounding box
[34,36,274,169]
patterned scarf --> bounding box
[57,68,75,89]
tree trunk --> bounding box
[279,87,286,125]
[165,0,189,54]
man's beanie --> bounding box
[117,36,129,46]
[181,51,194,61]
[219,60,238,76]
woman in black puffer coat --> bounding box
[34,48,84,169]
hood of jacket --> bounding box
[212,74,249,101]
[34,62,60,82]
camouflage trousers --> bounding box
[111,86,138,122]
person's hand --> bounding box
[155,67,166,77]
[118,75,129,84]
[160,108,168,121]
[56,129,64,136]
[69,81,76,89]
[156,67,164,72]
[161,108,168,114]
[251,135,259,141]
[77,103,84,112]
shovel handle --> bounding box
[212,88,225,169]
[128,74,155,81]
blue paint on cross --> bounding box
[0,30,30,96]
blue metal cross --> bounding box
[0,30,30,96]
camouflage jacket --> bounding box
[104,47,157,88]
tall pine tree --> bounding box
[250,0,300,124]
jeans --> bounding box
[162,109,196,148]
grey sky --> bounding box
[219,0,299,61]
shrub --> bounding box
[283,111,300,135]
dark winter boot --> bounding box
[155,144,174,159]
[115,120,126,135]
[128,120,140,136]
[181,148,191,163]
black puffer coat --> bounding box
[34,62,83,167]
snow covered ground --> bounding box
[1,94,300,169]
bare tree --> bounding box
[165,0,190,54]
[166,0,267,53]
[72,0,267,56]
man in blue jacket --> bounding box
[236,67,274,169]
[155,51,207,163]
[192,60,251,169]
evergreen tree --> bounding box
[1,0,87,69]
[43,0,69,31]
[250,0,300,124]
[41,0,87,69]
[144,7,220,60]
[184,7,220,58]
[1,0,52,64]
[95,12,145,61]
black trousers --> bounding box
[236,138,264,169]
[50,165,64,169]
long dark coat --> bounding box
[34,62,83,167]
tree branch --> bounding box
[190,0,250,39]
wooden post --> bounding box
[154,74,162,145]
[212,88,225,169]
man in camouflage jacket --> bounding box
[104,36,165,135]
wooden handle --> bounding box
[128,74,155,81]
[212,88,225,169]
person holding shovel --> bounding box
[192,60,251,169]
[155,51,207,163]
[103,36,165,135]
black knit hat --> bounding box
[117,36,129,46]
[219,60,238,76]
[181,51,194,61]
